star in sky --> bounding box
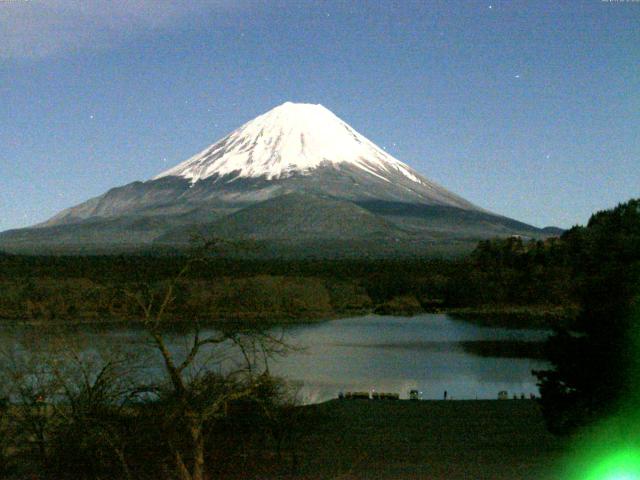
[1,0,637,233]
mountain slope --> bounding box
[152,102,476,211]
[37,102,479,228]
[155,193,405,245]
[0,102,557,256]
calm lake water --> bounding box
[1,314,550,404]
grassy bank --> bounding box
[229,399,569,479]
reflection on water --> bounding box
[0,314,549,404]
[274,315,549,403]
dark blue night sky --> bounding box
[1,0,638,230]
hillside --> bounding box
[0,103,557,255]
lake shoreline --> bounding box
[1,314,549,402]
[0,304,573,329]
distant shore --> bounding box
[0,304,572,327]
[447,304,578,329]
[0,303,576,330]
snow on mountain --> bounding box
[154,102,426,185]
[0,101,555,254]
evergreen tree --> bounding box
[535,199,640,433]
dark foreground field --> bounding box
[234,399,568,480]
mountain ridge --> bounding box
[0,102,559,256]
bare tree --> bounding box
[0,392,12,476]
[123,240,292,480]
[0,331,144,480]
[0,340,60,473]
[47,350,139,480]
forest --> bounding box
[0,235,578,326]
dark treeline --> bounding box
[535,199,640,433]
[0,253,454,282]
[447,236,574,307]
[0,255,452,321]
[0,249,572,320]
[0,243,576,324]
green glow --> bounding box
[576,449,640,480]
[560,308,640,480]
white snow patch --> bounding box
[154,102,427,185]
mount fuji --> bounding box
[0,102,556,256]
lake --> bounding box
[1,314,550,404]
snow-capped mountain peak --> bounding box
[154,102,424,185]
[3,102,550,255]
